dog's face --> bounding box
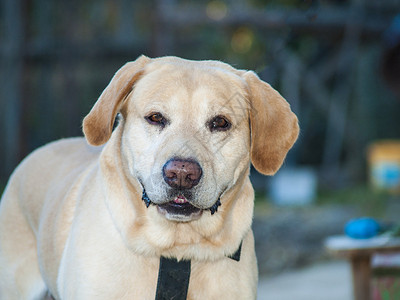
[83,56,299,223]
[122,62,251,221]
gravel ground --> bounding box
[252,204,357,275]
[257,260,352,300]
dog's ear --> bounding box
[243,71,299,175]
[83,55,151,146]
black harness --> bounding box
[155,242,242,300]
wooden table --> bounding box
[325,235,400,300]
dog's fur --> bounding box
[0,56,299,299]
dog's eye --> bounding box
[209,116,231,132]
[145,113,167,127]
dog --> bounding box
[0,55,299,299]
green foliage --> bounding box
[255,184,400,221]
[317,185,399,219]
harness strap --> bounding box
[155,242,242,300]
[228,241,242,262]
[155,257,191,300]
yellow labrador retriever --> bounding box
[0,55,299,299]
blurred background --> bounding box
[1,0,400,298]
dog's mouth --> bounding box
[142,190,221,222]
[157,195,203,221]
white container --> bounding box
[269,167,317,206]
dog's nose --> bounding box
[162,158,202,189]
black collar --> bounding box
[155,242,242,300]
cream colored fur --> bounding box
[0,56,299,299]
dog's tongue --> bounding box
[173,195,188,204]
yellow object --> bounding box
[368,140,400,193]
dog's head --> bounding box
[83,55,299,223]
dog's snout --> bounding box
[162,158,202,189]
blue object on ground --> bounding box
[345,218,380,239]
